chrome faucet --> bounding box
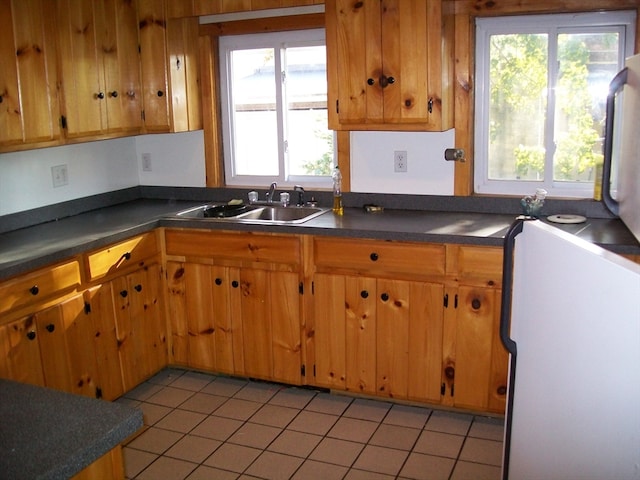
[266,182,277,204]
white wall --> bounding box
[136,130,206,187]
[0,128,455,215]
[351,130,456,195]
[0,131,206,216]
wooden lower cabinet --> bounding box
[110,263,167,391]
[0,289,124,400]
[167,260,302,385]
[314,273,444,403]
[0,315,45,387]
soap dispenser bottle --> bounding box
[332,165,344,215]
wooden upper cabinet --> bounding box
[0,0,61,150]
[56,0,142,138]
[326,0,454,131]
[138,0,202,132]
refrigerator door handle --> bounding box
[500,217,533,480]
[602,66,629,217]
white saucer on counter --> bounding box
[547,214,587,224]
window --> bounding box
[474,11,636,197]
[219,29,333,188]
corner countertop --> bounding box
[0,380,143,480]
[1,194,638,281]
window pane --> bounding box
[231,48,278,176]
[488,34,548,181]
[284,46,333,176]
[554,32,619,182]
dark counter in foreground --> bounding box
[0,380,143,480]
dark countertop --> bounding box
[0,380,143,480]
[1,190,638,281]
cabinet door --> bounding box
[84,285,125,400]
[0,0,61,147]
[442,286,507,412]
[379,0,430,123]
[327,0,382,125]
[376,278,444,403]
[114,264,166,391]
[56,0,141,137]
[239,269,302,384]
[314,273,377,394]
[0,315,44,386]
[166,261,237,374]
[138,0,170,131]
[326,0,451,130]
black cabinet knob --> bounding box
[231,280,239,288]
[367,78,375,86]
[471,298,481,310]
[387,76,395,84]
[215,278,222,286]
[46,324,55,333]
[120,290,128,298]
[444,365,455,379]
[0,95,3,103]
[134,284,142,292]
[109,91,118,98]
[27,331,36,340]
[360,290,369,299]
[157,90,164,97]
[370,252,379,261]
[96,92,105,99]
[29,285,39,296]
[380,292,389,302]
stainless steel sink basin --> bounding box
[173,204,328,224]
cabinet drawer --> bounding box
[314,237,445,276]
[165,230,301,265]
[0,260,81,315]
[85,233,158,281]
[446,245,503,285]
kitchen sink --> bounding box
[173,203,329,224]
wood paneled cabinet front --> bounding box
[55,0,143,138]
[84,233,167,392]
[0,0,61,151]
[442,245,508,414]
[312,237,446,404]
[165,229,303,385]
[325,0,454,131]
[137,0,202,133]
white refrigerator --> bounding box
[500,53,640,480]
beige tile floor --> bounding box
[116,369,504,480]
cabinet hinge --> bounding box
[84,302,91,314]
[313,364,316,377]
[454,294,458,309]
[335,99,339,114]
[441,382,445,395]
[141,110,146,121]
[444,294,448,308]
[60,115,67,129]
[301,364,306,377]
[428,97,434,114]
[299,282,304,295]
[451,383,454,397]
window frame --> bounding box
[218,28,332,189]
[474,11,636,198]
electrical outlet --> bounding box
[142,152,152,172]
[51,164,68,188]
[394,150,408,173]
